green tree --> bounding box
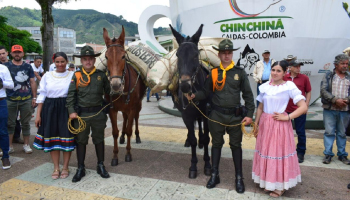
[35,0,75,71]
[0,15,42,54]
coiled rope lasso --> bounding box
[68,94,122,134]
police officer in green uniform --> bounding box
[67,45,111,182]
[186,39,255,193]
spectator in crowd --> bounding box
[253,50,276,107]
[31,56,44,88]
[68,63,76,71]
[284,55,297,74]
[320,54,350,165]
[146,87,160,102]
[283,59,311,163]
[0,46,9,64]
[3,45,36,154]
[33,52,75,179]
[253,60,307,198]
[0,61,14,168]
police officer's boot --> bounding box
[232,147,245,193]
[95,142,110,178]
[72,144,86,182]
[206,147,221,188]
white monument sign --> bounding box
[138,0,350,104]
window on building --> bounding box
[59,31,74,38]
[32,30,41,34]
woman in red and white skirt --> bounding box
[252,60,307,198]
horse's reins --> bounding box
[175,42,257,138]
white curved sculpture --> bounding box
[138,5,171,54]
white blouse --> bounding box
[256,81,305,114]
[36,71,74,103]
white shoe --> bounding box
[23,144,33,154]
[8,146,14,154]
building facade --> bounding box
[17,27,76,54]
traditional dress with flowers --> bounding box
[252,81,305,191]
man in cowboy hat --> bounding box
[67,45,111,182]
[186,39,255,193]
[253,50,276,107]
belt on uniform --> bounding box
[80,106,103,113]
[0,97,6,101]
[212,104,237,115]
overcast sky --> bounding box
[0,0,171,27]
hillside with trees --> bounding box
[0,15,42,54]
[0,6,171,45]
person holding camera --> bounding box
[186,39,255,193]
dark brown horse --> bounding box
[103,27,147,166]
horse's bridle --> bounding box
[177,42,201,94]
[177,42,202,109]
[105,44,127,84]
[105,43,140,104]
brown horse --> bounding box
[103,27,147,166]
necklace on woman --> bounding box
[270,80,286,86]
[51,71,70,79]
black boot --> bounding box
[72,144,86,182]
[232,147,245,193]
[206,147,221,189]
[95,142,110,178]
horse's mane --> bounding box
[111,37,117,42]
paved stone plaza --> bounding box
[1,96,349,200]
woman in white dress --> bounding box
[33,52,75,179]
[252,60,307,198]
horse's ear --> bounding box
[118,26,125,46]
[169,24,184,45]
[191,24,203,44]
[103,28,111,45]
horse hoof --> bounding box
[184,140,190,148]
[125,154,132,162]
[111,159,118,166]
[136,137,141,144]
[119,137,125,144]
[204,167,211,176]
[188,170,197,179]
[198,143,204,149]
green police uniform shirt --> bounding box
[195,65,255,118]
[66,69,110,114]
